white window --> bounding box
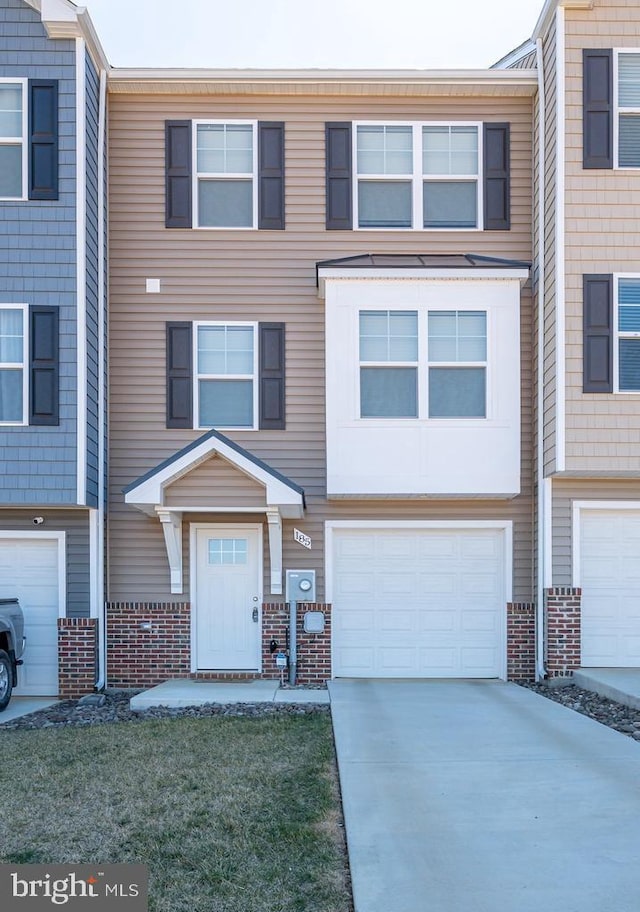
[616,278,640,391]
[208,538,247,565]
[354,122,481,230]
[0,80,26,200]
[195,323,257,428]
[194,122,257,228]
[0,306,27,425]
[359,311,418,417]
[358,308,487,420]
[616,52,640,167]
[428,311,487,417]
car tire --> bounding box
[0,650,13,711]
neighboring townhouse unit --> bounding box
[0,0,107,698]
[529,0,640,675]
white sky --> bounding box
[78,0,544,70]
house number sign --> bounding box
[293,528,312,549]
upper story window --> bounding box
[0,81,26,200]
[194,122,257,228]
[195,323,257,428]
[358,308,487,420]
[0,306,26,424]
[617,53,640,167]
[617,278,640,391]
[354,123,481,230]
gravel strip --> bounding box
[521,682,640,741]
[0,690,330,731]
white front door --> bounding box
[0,536,62,696]
[194,526,261,671]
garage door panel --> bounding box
[581,510,640,667]
[0,537,60,696]
[333,528,505,678]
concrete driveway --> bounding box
[329,679,640,912]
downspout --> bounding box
[95,66,107,690]
[535,37,547,681]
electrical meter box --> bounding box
[285,569,316,603]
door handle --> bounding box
[252,607,259,623]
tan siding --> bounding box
[108,91,534,605]
[164,456,267,508]
[508,50,538,70]
[564,1,640,470]
[552,477,640,585]
[542,14,558,476]
[0,509,90,618]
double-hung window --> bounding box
[428,311,487,417]
[195,122,256,228]
[616,278,640,391]
[616,53,640,167]
[0,80,26,200]
[359,311,418,417]
[0,306,26,424]
[354,123,481,230]
[196,323,257,428]
[358,308,487,420]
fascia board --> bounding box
[317,267,530,297]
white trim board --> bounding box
[554,5,566,473]
[0,530,66,618]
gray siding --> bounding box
[0,508,90,617]
[85,48,100,508]
[0,0,77,504]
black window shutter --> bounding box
[259,323,285,430]
[326,123,352,230]
[29,305,59,425]
[165,121,192,228]
[258,122,285,230]
[483,123,510,230]
[583,49,613,169]
[583,274,613,393]
[28,80,58,201]
[166,322,193,427]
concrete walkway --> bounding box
[573,667,640,710]
[329,679,640,912]
[129,679,330,710]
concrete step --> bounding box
[573,668,640,711]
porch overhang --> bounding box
[123,429,305,597]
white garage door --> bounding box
[580,510,640,667]
[331,527,506,678]
[0,537,61,695]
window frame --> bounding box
[0,78,27,202]
[192,119,258,229]
[0,303,28,426]
[358,309,419,418]
[193,320,259,429]
[352,120,483,232]
[613,274,640,393]
[356,305,490,422]
[426,310,488,419]
[614,49,640,170]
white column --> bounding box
[266,508,283,595]
[157,510,183,594]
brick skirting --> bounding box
[546,587,582,677]
[58,618,98,699]
[262,602,332,684]
[106,602,191,689]
[507,602,536,681]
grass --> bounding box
[0,713,352,912]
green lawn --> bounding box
[0,713,352,912]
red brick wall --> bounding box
[507,602,536,681]
[58,618,97,699]
[106,602,190,688]
[262,602,332,684]
[546,587,582,677]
